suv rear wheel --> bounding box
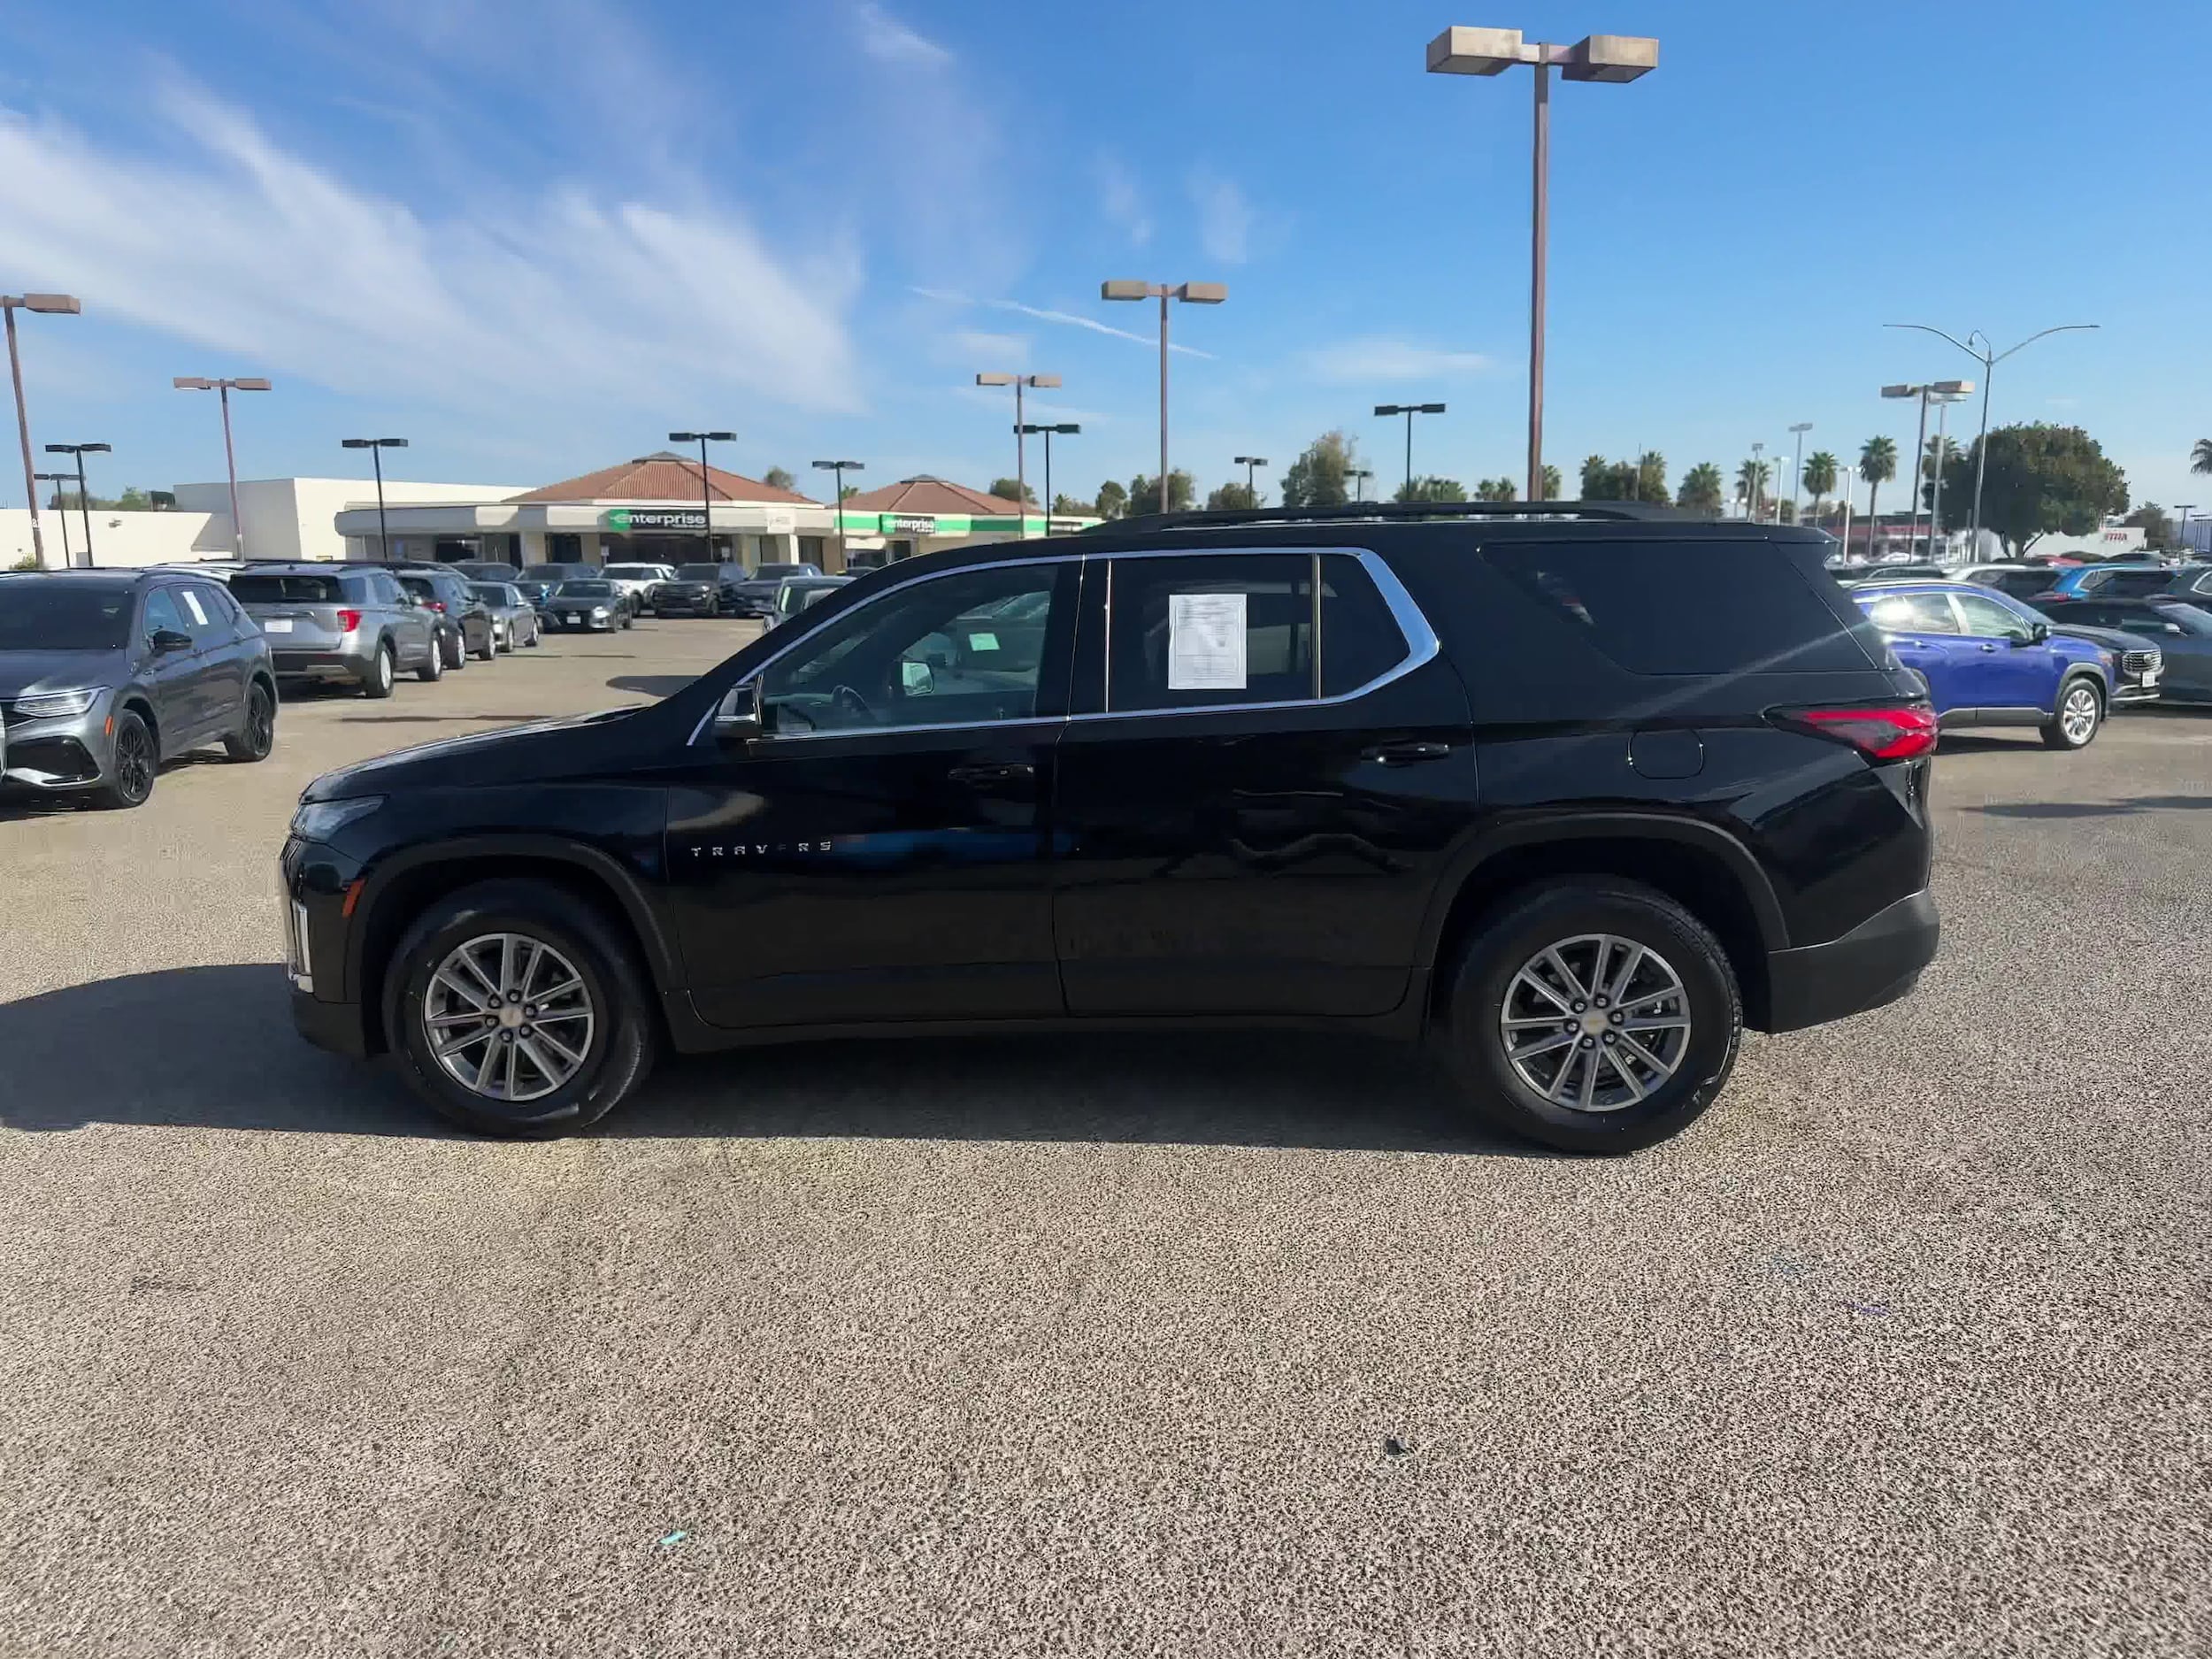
[2042,675,2102,750]
[362,642,396,700]
[1439,879,1741,1153]
[387,879,657,1136]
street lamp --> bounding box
[2177,504,2197,557]
[668,431,736,563]
[1347,466,1375,504]
[1233,454,1269,504]
[1749,441,1766,521]
[1427,27,1657,500]
[1884,322,2098,548]
[1881,381,1971,558]
[32,470,75,566]
[1376,403,1448,495]
[43,442,111,565]
[812,459,864,571]
[1786,421,1812,525]
[1926,387,1970,558]
[1016,423,1079,535]
[341,437,409,560]
[974,373,1060,534]
[173,375,272,557]
[1101,280,1227,512]
[4,291,81,570]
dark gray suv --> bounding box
[0,569,277,809]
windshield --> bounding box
[555,581,614,597]
[603,565,658,580]
[675,565,723,580]
[0,580,135,650]
[470,584,517,604]
[749,565,810,580]
[522,565,588,581]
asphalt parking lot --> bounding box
[3,619,2208,1658]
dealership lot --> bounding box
[3,620,2208,1655]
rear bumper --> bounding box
[1762,887,1939,1033]
[274,649,373,681]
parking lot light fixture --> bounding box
[812,459,864,569]
[1233,455,1269,503]
[1016,424,1079,536]
[341,437,409,560]
[4,291,82,570]
[1376,403,1448,494]
[975,373,1061,534]
[32,470,75,565]
[668,432,736,564]
[1102,281,1227,512]
[1786,422,1812,525]
[1427,27,1657,501]
[1749,440,1766,521]
[44,442,111,565]
[1347,466,1375,504]
[1924,385,1972,556]
[173,376,272,557]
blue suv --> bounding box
[1853,581,2111,749]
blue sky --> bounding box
[3,0,2208,513]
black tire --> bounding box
[2041,675,2103,750]
[473,626,496,662]
[417,638,444,682]
[1436,878,1742,1154]
[525,626,541,649]
[443,629,468,671]
[96,708,158,808]
[362,642,396,700]
[386,879,657,1137]
[223,680,277,761]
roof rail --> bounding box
[1094,499,1701,533]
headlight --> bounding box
[12,687,101,718]
[591,606,609,618]
[290,795,385,841]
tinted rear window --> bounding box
[2096,568,2177,595]
[0,581,134,649]
[232,572,345,604]
[1488,541,1873,673]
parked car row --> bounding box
[227,562,539,696]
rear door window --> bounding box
[1106,555,1314,712]
[1863,592,1962,636]
[1952,593,2030,638]
[1489,541,1874,672]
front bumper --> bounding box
[0,705,111,790]
[1763,887,1939,1033]
[547,611,617,630]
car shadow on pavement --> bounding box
[0,964,1542,1156]
[1973,795,2212,819]
[606,674,696,698]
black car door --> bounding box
[1051,549,1473,1018]
[668,557,1081,1029]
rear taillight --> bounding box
[336,609,362,633]
[429,600,447,613]
[1773,704,1939,760]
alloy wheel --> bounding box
[2061,684,2099,744]
[113,722,156,803]
[1498,933,1692,1112]
[246,688,273,755]
[422,933,597,1103]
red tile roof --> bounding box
[838,475,1026,516]
[509,452,818,505]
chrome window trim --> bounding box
[689,543,1441,745]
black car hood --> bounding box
[303,704,666,800]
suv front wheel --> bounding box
[2042,675,2103,750]
[388,879,657,1136]
[1439,879,1741,1154]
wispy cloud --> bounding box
[1188,169,1255,265]
[909,288,1215,358]
[0,88,862,413]
[854,1,953,67]
[1303,336,1493,384]
[948,328,1028,363]
[1096,153,1152,247]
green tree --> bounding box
[1051,493,1089,517]
[1393,475,1466,503]
[1801,451,1839,521]
[1206,480,1259,511]
[2192,438,2212,476]
[1678,463,1724,516]
[1094,480,1128,519]
[762,466,796,491]
[1634,450,1669,504]
[1540,463,1561,502]
[1578,454,1612,497]
[1474,476,1516,502]
[1917,435,1963,511]
[1280,430,1359,508]
[1735,458,1770,516]
[1859,436,1898,541]
[1125,471,1194,515]
[2124,502,2174,548]
[989,476,1038,505]
[1938,424,2128,558]
[115,486,152,511]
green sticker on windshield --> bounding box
[967,631,999,652]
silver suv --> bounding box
[229,565,441,697]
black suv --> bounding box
[281,504,1939,1152]
[380,565,497,668]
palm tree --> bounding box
[1635,450,1668,504]
[1802,451,1839,523]
[1859,436,1898,550]
[1735,457,1770,517]
[2192,438,2212,476]
[1475,476,1516,502]
[1678,462,1724,516]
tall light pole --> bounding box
[2177,504,2197,557]
[1102,280,1227,512]
[1786,421,1812,526]
[173,376,272,557]
[1749,441,1766,522]
[33,470,74,566]
[811,459,864,571]
[1926,387,1970,559]
[341,437,408,560]
[4,291,81,570]
[974,373,1060,534]
[1347,467,1375,503]
[1234,454,1269,503]
[1017,423,1079,534]
[44,442,110,565]
[1376,403,1447,495]
[1883,381,1971,558]
[668,431,735,564]
[1884,322,2098,548]
[1427,27,1657,502]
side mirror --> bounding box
[713,680,764,744]
[150,627,193,652]
[2028,620,2050,643]
[900,659,936,696]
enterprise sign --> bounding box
[881,513,938,535]
[605,507,708,531]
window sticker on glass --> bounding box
[179,588,209,626]
[966,631,1000,652]
[1168,591,1248,690]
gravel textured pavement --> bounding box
[2,620,2207,1658]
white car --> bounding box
[600,563,677,615]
